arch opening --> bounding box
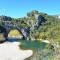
[7,29,23,42]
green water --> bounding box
[19,40,55,60]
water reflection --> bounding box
[6,38,20,42]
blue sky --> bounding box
[0,0,60,18]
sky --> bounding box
[0,0,60,18]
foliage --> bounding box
[8,29,21,37]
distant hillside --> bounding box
[0,16,12,21]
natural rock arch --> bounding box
[0,25,26,42]
[7,28,25,39]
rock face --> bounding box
[38,15,46,26]
[26,11,47,40]
[0,26,6,42]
